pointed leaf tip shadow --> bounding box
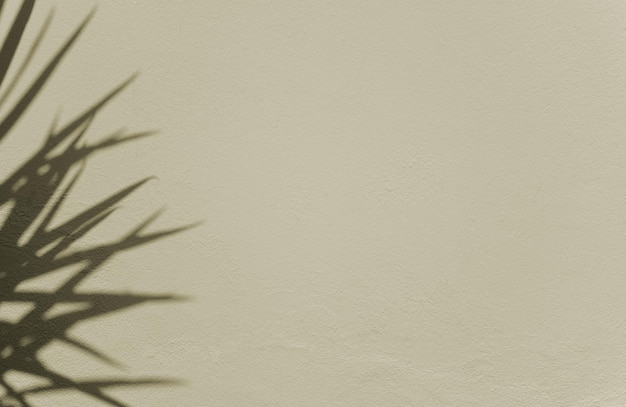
[59,335,124,369]
[46,74,137,151]
[0,7,54,108]
[29,177,155,252]
[0,7,94,143]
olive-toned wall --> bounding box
[6,1,626,405]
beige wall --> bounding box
[5,0,626,405]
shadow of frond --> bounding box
[0,1,192,406]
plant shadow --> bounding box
[0,1,193,406]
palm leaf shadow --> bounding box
[0,1,192,406]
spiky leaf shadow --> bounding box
[0,2,191,406]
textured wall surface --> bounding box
[5,1,626,405]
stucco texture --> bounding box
[4,0,626,406]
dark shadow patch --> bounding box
[0,1,192,406]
